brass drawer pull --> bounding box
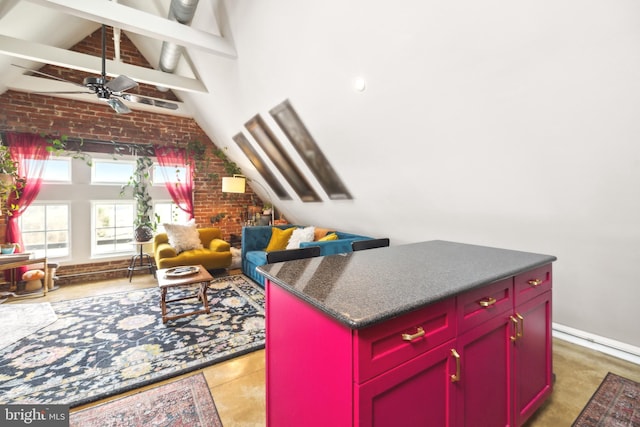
[510,313,525,341]
[510,315,519,341]
[528,279,543,287]
[451,349,461,382]
[478,297,497,307]
[402,326,425,342]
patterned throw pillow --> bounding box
[163,219,203,253]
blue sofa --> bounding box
[241,225,371,286]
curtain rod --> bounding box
[57,137,155,156]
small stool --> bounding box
[22,269,45,293]
[127,240,156,281]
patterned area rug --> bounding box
[0,274,264,408]
[70,373,222,427]
[572,372,640,426]
[0,303,57,350]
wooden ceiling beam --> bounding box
[22,0,237,58]
[0,35,207,93]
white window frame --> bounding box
[91,158,136,185]
[91,200,136,257]
[19,201,71,259]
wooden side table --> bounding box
[156,265,213,324]
[127,240,155,282]
[0,256,49,301]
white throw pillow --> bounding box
[163,219,203,253]
[286,226,316,250]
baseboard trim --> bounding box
[552,323,640,366]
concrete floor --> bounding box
[6,271,640,426]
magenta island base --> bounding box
[258,240,557,427]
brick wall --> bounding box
[0,28,259,283]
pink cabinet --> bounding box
[454,312,513,427]
[356,341,455,426]
[265,263,553,427]
[512,265,553,425]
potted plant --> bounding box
[0,143,23,217]
[0,242,19,254]
[121,156,158,241]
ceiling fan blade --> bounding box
[121,93,179,110]
[11,63,86,88]
[105,75,138,93]
[31,90,94,95]
[105,97,132,114]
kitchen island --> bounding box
[258,240,557,427]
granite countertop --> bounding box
[258,240,556,329]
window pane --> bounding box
[20,204,69,258]
[153,165,187,184]
[42,158,71,182]
[94,202,134,255]
[93,160,134,184]
[155,202,189,232]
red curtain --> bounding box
[5,132,50,251]
[154,145,194,220]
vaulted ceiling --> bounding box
[0,0,230,116]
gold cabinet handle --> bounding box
[516,313,524,339]
[478,297,497,307]
[528,279,543,287]
[451,349,461,382]
[510,315,520,341]
[402,326,425,342]
[510,313,525,341]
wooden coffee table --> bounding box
[156,265,213,324]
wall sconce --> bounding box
[221,174,274,225]
[221,175,246,193]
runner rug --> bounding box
[572,372,640,426]
[0,274,265,408]
[69,373,222,427]
[0,302,57,350]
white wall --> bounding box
[184,0,640,349]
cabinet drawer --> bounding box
[514,264,552,305]
[354,298,456,383]
[457,277,513,332]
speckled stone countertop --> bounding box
[258,240,556,329]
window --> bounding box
[93,202,135,255]
[26,152,172,263]
[20,203,70,258]
[42,158,71,182]
[153,165,187,185]
[155,201,190,232]
[92,159,135,184]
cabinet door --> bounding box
[356,341,455,427]
[513,290,553,426]
[454,313,512,427]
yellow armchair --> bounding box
[153,227,232,271]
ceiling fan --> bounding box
[14,25,178,114]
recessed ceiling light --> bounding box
[354,77,366,92]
